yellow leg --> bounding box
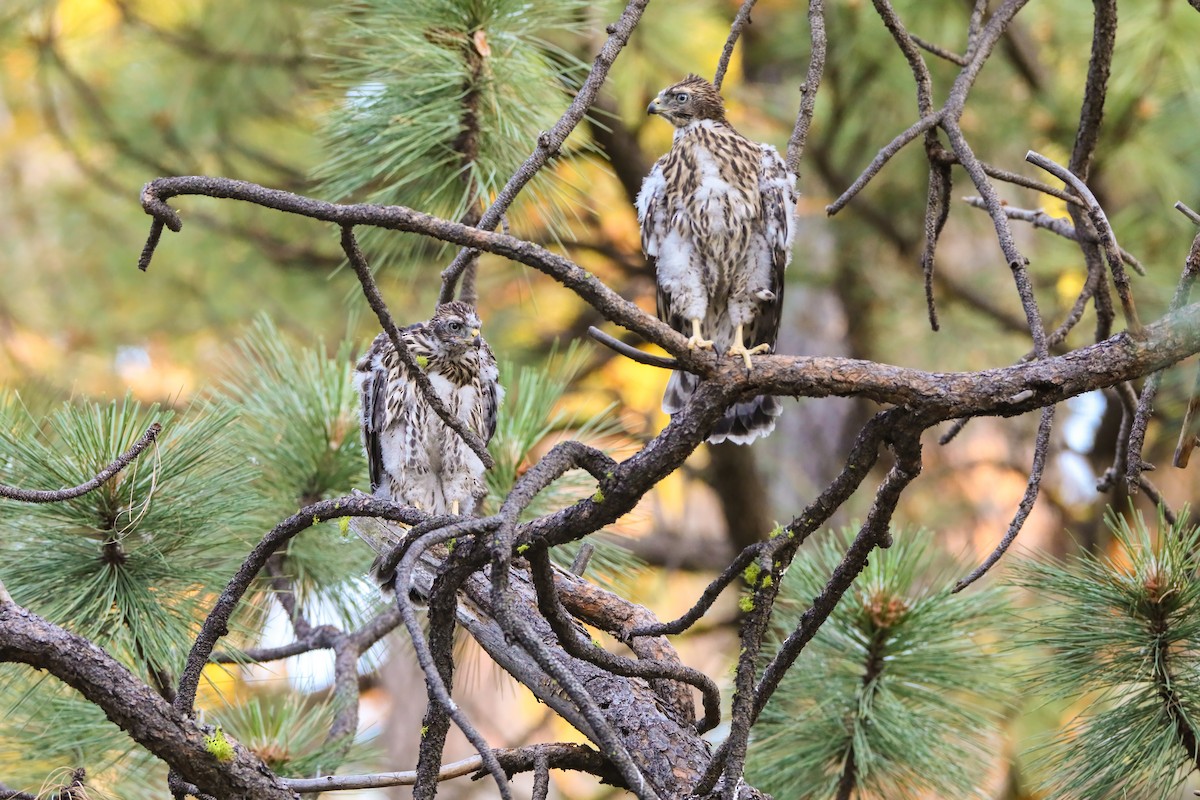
[727,324,771,369]
[686,318,715,351]
[451,499,460,516]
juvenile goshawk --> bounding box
[355,301,502,516]
[636,74,797,445]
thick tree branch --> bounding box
[0,600,294,799]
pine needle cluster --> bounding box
[0,396,256,678]
[1014,508,1200,799]
[209,692,376,778]
[316,0,593,265]
[748,530,1012,799]
[214,316,370,623]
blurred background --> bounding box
[2,0,1200,797]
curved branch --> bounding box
[137,176,704,369]
[953,404,1056,592]
[631,542,765,637]
[528,549,722,733]
[0,423,161,503]
[586,326,678,369]
[1026,150,1142,333]
[173,495,426,716]
[713,0,757,91]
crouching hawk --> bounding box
[355,301,503,516]
[636,74,797,445]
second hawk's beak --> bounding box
[647,98,660,116]
[470,328,481,346]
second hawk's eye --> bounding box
[448,321,463,332]
[675,93,688,103]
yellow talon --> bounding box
[728,324,770,369]
[686,318,715,351]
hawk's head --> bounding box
[647,74,725,128]
[429,301,484,357]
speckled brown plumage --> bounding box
[355,301,502,515]
[637,75,798,445]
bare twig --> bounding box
[1067,0,1117,183]
[569,542,596,575]
[631,542,766,637]
[786,0,827,173]
[1177,202,1200,227]
[1174,363,1200,469]
[962,197,1145,274]
[954,405,1056,591]
[910,34,968,65]
[586,326,678,369]
[1137,477,1177,525]
[826,113,942,215]
[0,423,161,503]
[867,0,953,332]
[1127,232,1200,489]
[713,0,758,91]
[1026,150,1143,334]
[283,744,613,793]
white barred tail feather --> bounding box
[663,369,783,445]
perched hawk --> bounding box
[636,74,797,445]
[355,301,503,516]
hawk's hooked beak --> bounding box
[470,328,481,346]
[647,98,660,116]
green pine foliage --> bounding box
[0,396,256,678]
[213,315,376,633]
[209,691,377,778]
[315,0,593,265]
[0,683,166,800]
[220,315,365,514]
[1014,508,1200,800]
[748,529,1012,799]
[486,344,640,588]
